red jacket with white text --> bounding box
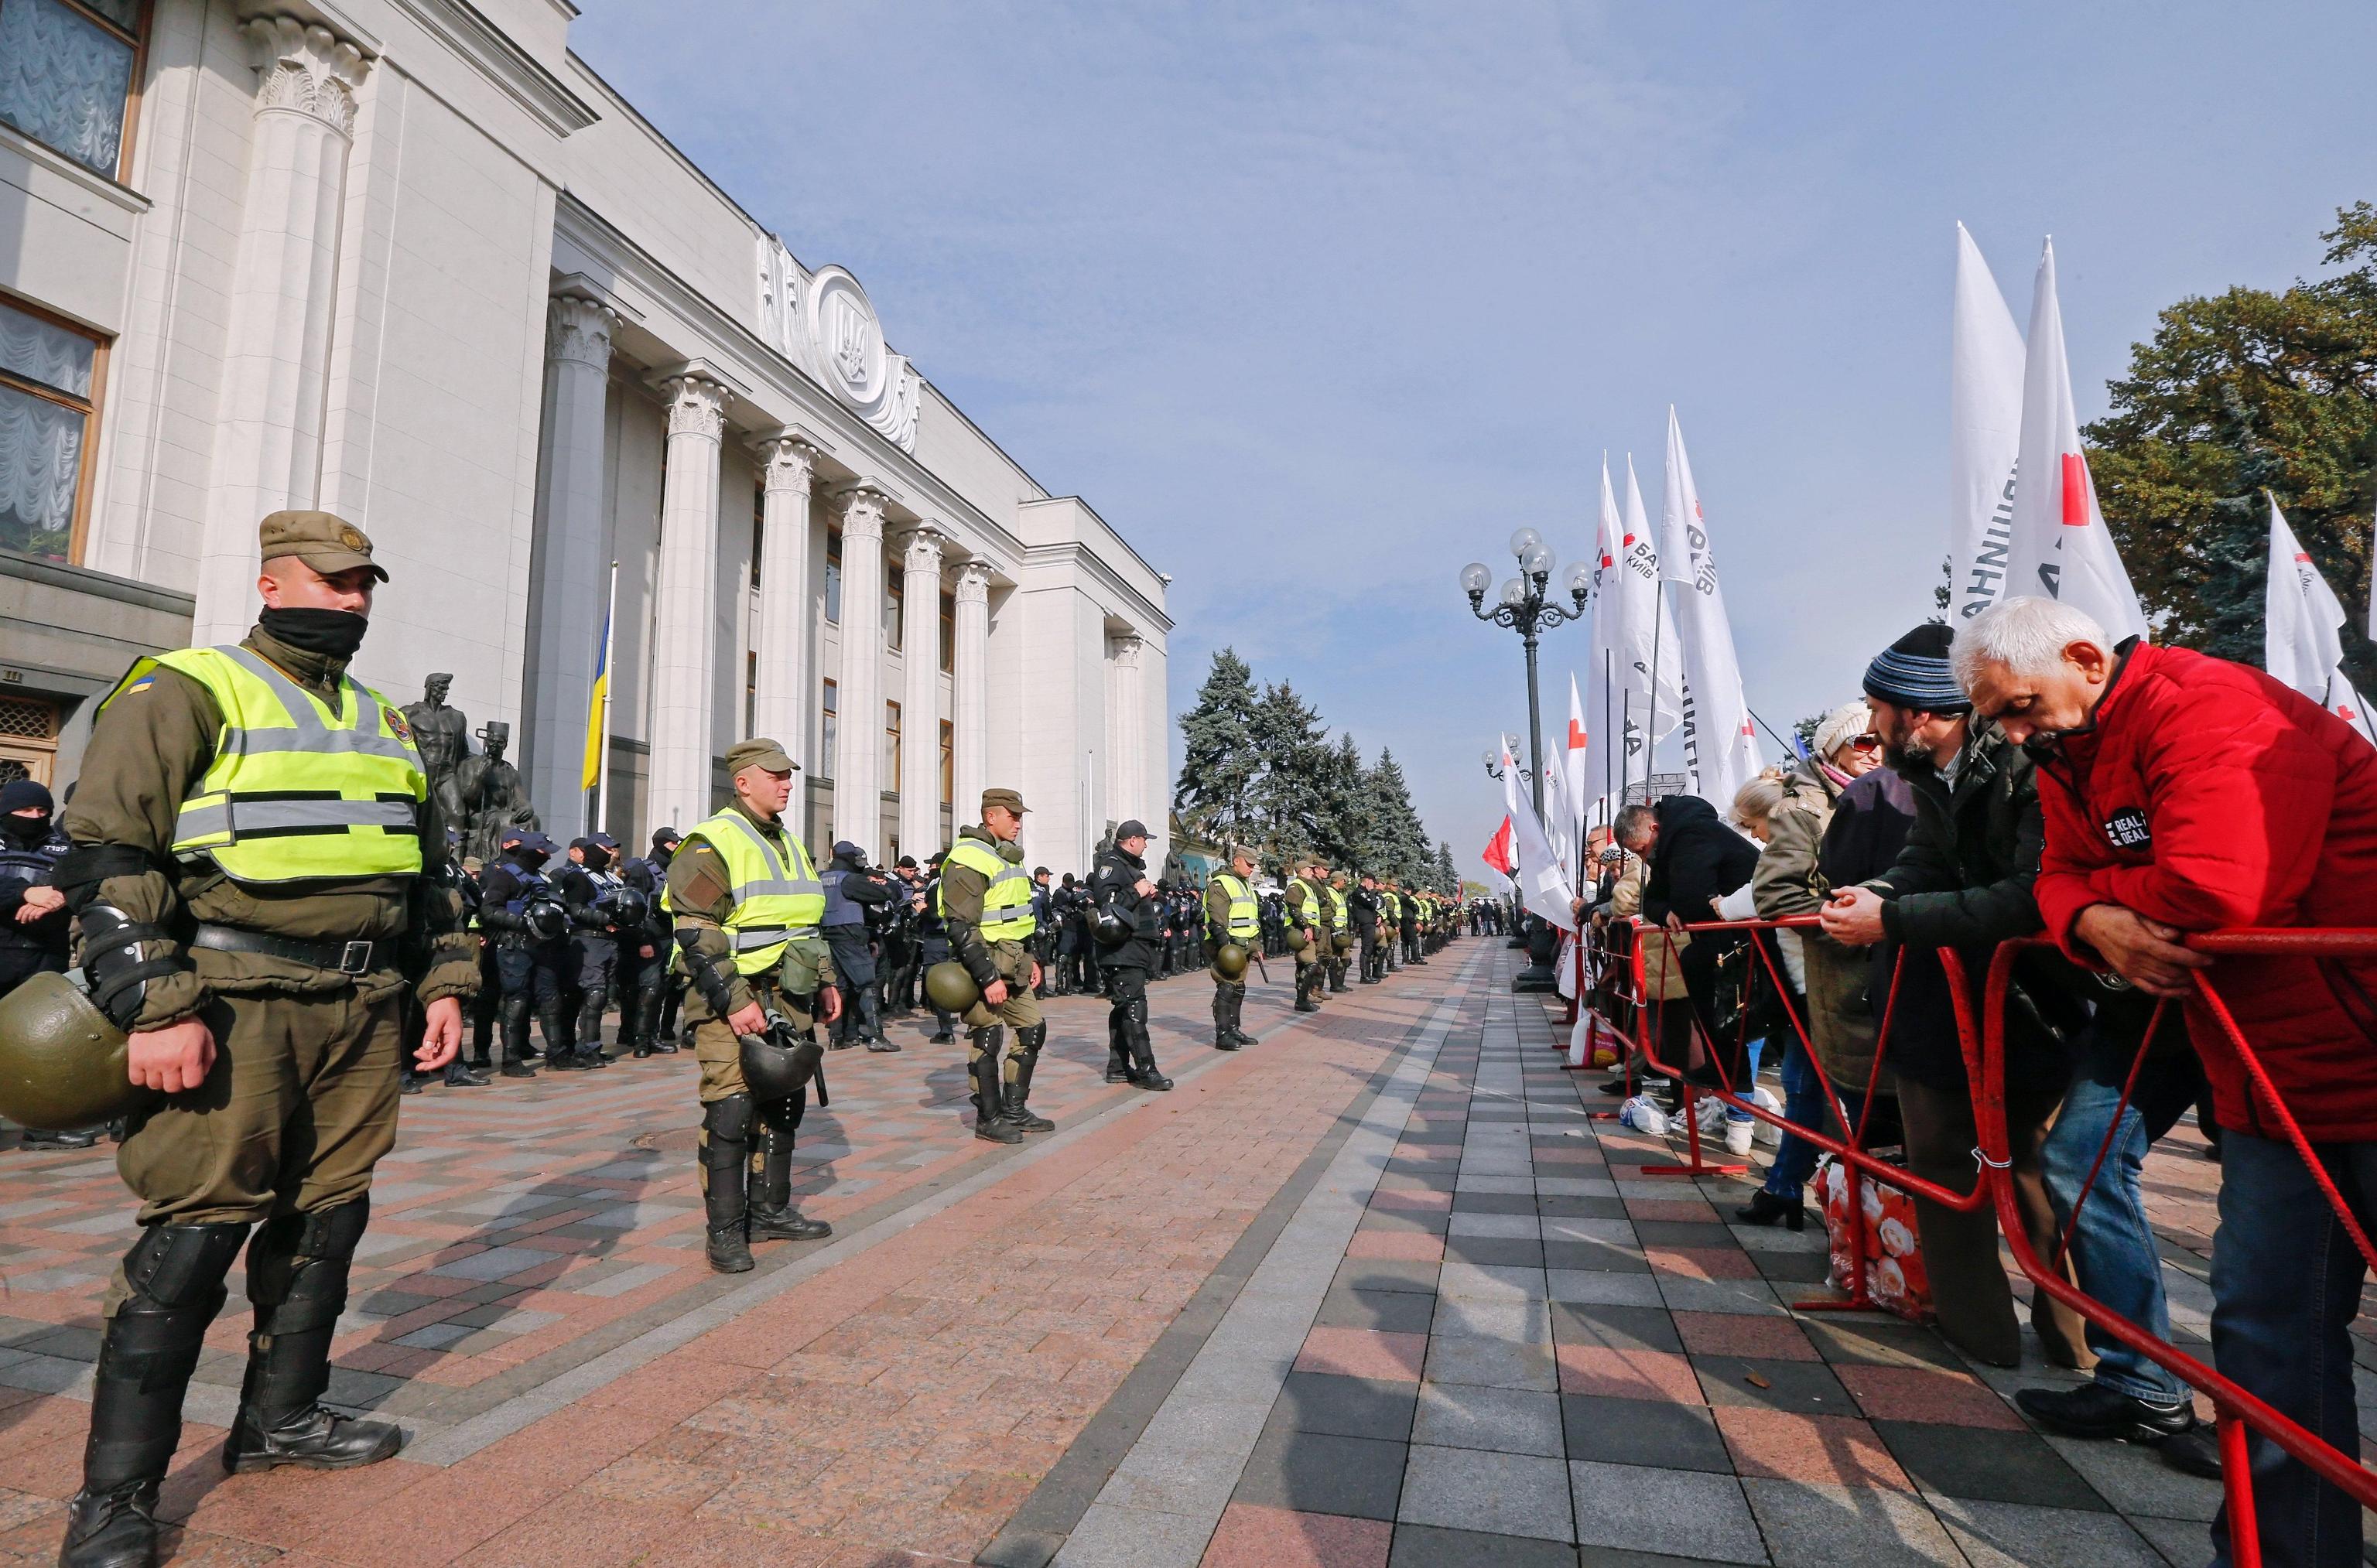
[2030,641,2377,1140]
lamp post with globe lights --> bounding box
[1460,529,1591,822]
[1462,531,1590,990]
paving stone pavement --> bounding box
[0,937,2310,1566]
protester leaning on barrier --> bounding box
[1961,596,2377,1559]
[1615,793,1758,1111]
[1818,621,2093,1371]
[1733,702,1880,1225]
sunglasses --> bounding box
[1850,734,1883,751]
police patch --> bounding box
[2102,807,2150,850]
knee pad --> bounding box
[703,1093,756,1146]
[245,1198,371,1334]
[757,1091,805,1136]
[1016,1022,1046,1061]
[121,1221,250,1313]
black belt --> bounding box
[191,924,381,975]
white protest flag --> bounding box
[1540,750,1574,880]
[2266,497,2377,746]
[2002,241,2148,640]
[1503,741,1577,932]
[1565,672,1593,840]
[1658,408,1762,808]
[1949,224,2026,622]
[1621,456,1685,740]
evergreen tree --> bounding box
[1315,733,1373,871]
[1247,680,1329,872]
[1172,649,1263,845]
[1433,841,1459,895]
[1363,749,1428,884]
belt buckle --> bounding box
[339,940,372,975]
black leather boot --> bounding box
[638,982,676,1053]
[1227,985,1257,1047]
[1006,1026,1055,1132]
[701,1096,755,1273]
[1293,967,1320,1013]
[747,1099,832,1242]
[498,995,536,1077]
[973,1034,1023,1143]
[541,999,585,1070]
[1127,1006,1173,1092]
[1212,984,1238,1050]
[861,989,898,1052]
[223,1202,403,1474]
[61,1222,249,1568]
[573,992,610,1068]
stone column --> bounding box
[750,436,818,767]
[523,294,617,833]
[950,561,991,828]
[828,487,888,859]
[896,528,946,856]
[645,375,729,835]
[192,15,374,644]
[1106,634,1145,830]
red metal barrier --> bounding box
[1955,931,2377,1568]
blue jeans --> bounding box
[2208,1130,2377,1568]
[1725,1037,1767,1126]
[2039,1031,2197,1405]
[1760,1037,1826,1201]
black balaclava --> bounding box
[260,606,369,658]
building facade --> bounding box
[0,0,1170,872]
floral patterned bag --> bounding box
[1814,1153,1932,1324]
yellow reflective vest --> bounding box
[1211,873,1260,940]
[665,808,826,975]
[942,835,1036,941]
[107,644,426,884]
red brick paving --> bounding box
[0,951,1469,1566]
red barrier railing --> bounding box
[1955,931,2377,1568]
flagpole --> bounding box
[1746,707,1801,760]
[1640,586,1665,801]
[593,559,617,836]
[1602,648,1616,829]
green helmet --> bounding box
[1212,943,1250,979]
[1284,926,1311,953]
[925,961,980,1015]
[1330,931,1355,956]
[0,971,146,1131]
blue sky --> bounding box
[570,1,2377,877]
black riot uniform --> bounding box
[1093,825,1171,1090]
[1351,876,1386,985]
[474,832,572,1076]
[556,835,638,1071]
[0,779,84,1142]
[914,856,958,1043]
[618,841,676,1057]
[820,842,894,1050]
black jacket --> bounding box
[1093,846,1161,972]
[1641,794,1759,994]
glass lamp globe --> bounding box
[1509,526,1544,560]
[1565,560,1594,598]
[1480,748,1499,768]
[1520,543,1554,578]
[1459,562,1493,596]
[1500,578,1527,607]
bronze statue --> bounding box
[457,719,538,864]
[402,673,470,829]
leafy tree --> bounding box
[2088,203,2377,688]
[1172,649,1262,845]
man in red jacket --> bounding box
[1957,595,2377,1568]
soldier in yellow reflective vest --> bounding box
[53,513,477,1567]
[1325,869,1353,994]
[941,787,1051,1140]
[1203,843,1262,1050]
[663,738,839,1274]
[1284,855,1330,1013]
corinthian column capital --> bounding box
[834,485,888,541]
[662,376,728,442]
[244,15,371,136]
[1111,633,1145,668]
[953,559,992,603]
[900,526,946,573]
[546,295,618,371]
[752,434,821,496]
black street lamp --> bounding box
[1462,532,1590,992]
[1481,733,1535,785]
[1461,530,1592,822]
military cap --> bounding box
[723,737,797,776]
[1116,818,1150,842]
[1228,842,1258,863]
[587,831,619,850]
[982,787,1029,815]
[259,510,387,582]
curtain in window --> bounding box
[0,382,83,559]
[0,301,94,397]
[0,0,135,176]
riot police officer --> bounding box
[476,829,572,1076]
[558,832,635,1069]
[663,739,837,1273]
[915,851,956,1044]
[619,832,676,1057]
[1093,818,1172,1088]
[821,840,894,1050]
[52,511,474,1566]
[1351,871,1385,986]
[942,788,1055,1139]
[0,779,85,1145]
[1205,844,1262,1050]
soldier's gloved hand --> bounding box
[127,1017,215,1095]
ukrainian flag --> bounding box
[582,600,610,792]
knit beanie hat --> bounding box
[0,779,53,815]
[1862,623,1968,714]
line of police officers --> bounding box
[13,509,1465,1567]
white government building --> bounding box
[0,0,1171,873]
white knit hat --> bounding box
[1811,700,1873,763]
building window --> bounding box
[819,678,836,778]
[939,589,955,673]
[0,293,103,562]
[744,651,757,733]
[939,719,953,806]
[884,699,901,788]
[749,488,764,589]
[823,526,842,623]
[884,562,903,651]
[0,0,144,182]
